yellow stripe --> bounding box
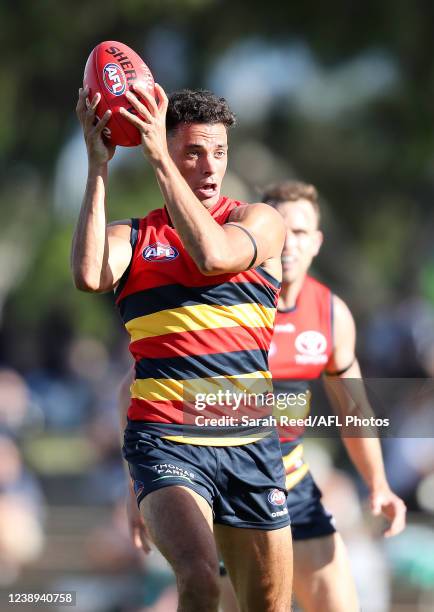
[131,371,273,403]
[282,444,304,471]
[285,463,309,491]
[162,435,265,446]
[126,303,276,342]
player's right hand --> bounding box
[127,484,152,554]
[76,86,116,165]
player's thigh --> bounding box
[293,532,358,612]
[141,485,219,576]
[215,524,292,612]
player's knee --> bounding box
[178,560,220,607]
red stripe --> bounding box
[128,398,186,423]
[118,267,279,303]
[129,325,272,360]
[128,398,218,424]
[278,426,305,442]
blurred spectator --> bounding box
[0,494,45,586]
[0,434,45,517]
[0,432,45,586]
[0,368,40,433]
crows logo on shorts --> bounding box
[268,488,286,506]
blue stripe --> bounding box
[135,349,269,380]
[119,281,277,323]
[114,218,140,301]
[255,265,281,289]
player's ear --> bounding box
[313,230,323,255]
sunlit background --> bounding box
[1,1,434,610]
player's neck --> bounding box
[279,275,306,309]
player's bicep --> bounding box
[222,204,285,271]
[103,222,133,290]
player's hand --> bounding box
[127,484,152,554]
[120,83,169,165]
[370,486,407,537]
[76,86,116,166]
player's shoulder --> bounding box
[114,207,166,231]
[331,293,355,328]
[107,219,133,240]
[229,201,285,229]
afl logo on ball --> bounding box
[268,489,286,506]
[295,330,327,356]
[103,63,126,96]
[143,242,179,262]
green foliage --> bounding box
[6,223,116,344]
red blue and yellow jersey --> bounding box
[115,196,280,445]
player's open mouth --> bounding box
[196,183,218,198]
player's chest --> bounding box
[269,309,331,375]
[132,225,200,286]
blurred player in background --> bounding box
[259,180,406,612]
[72,84,292,612]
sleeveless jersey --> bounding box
[268,276,333,487]
[269,275,333,380]
[115,196,280,445]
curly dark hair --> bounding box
[166,89,236,132]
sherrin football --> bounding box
[83,41,155,147]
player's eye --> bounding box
[215,150,226,158]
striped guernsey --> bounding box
[115,196,280,445]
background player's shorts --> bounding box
[123,422,290,530]
[280,440,336,540]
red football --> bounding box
[83,40,155,147]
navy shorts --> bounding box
[281,440,336,540]
[123,422,290,530]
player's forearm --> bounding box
[326,372,389,491]
[152,156,230,272]
[342,435,389,492]
[71,163,110,291]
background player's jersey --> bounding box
[115,196,280,445]
[268,276,333,485]
[269,275,333,380]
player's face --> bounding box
[275,200,323,284]
[167,123,228,208]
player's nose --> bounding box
[201,153,218,175]
[284,231,297,249]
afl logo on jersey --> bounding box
[143,242,179,262]
[295,331,327,364]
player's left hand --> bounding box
[120,83,169,165]
[127,483,152,554]
[370,486,407,537]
